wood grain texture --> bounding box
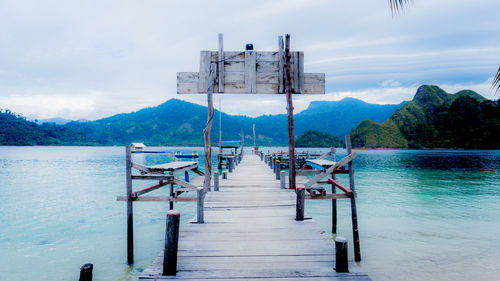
[177,49,323,95]
[139,154,370,280]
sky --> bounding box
[0,0,499,120]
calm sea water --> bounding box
[0,146,498,281]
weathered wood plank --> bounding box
[140,154,369,281]
[198,51,211,92]
[245,50,257,93]
[116,196,197,202]
[218,33,224,93]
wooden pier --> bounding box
[139,153,370,280]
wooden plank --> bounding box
[139,154,369,280]
[305,194,352,200]
[245,50,257,93]
[278,36,284,93]
[198,51,211,93]
[177,73,324,95]
[218,33,224,93]
[116,196,197,202]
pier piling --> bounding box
[163,210,180,276]
[79,263,93,281]
[335,237,349,272]
[214,171,219,191]
[296,187,305,221]
[197,187,204,223]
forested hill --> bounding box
[0,110,94,145]
[350,85,500,149]
[63,97,403,146]
[1,97,404,146]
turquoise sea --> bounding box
[0,146,499,281]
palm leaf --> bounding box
[493,67,500,94]
[389,0,412,15]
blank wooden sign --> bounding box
[177,50,325,95]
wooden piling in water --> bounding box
[296,187,305,221]
[125,145,134,265]
[214,171,219,191]
[346,135,361,262]
[335,236,349,273]
[228,158,233,173]
[331,147,337,234]
[163,210,180,276]
[79,263,93,281]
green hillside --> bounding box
[351,85,499,149]
[0,110,94,145]
[296,130,344,148]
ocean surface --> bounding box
[0,146,499,281]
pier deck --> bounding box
[139,154,370,280]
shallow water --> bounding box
[0,147,498,281]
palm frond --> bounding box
[389,0,412,15]
[493,66,500,94]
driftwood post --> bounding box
[346,135,361,261]
[284,34,296,190]
[125,145,134,264]
[163,210,180,276]
[331,147,337,233]
[203,62,217,192]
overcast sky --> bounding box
[1,0,499,120]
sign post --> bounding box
[177,34,325,191]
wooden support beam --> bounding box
[172,178,199,191]
[328,178,352,196]
[331,147,337,234]
[130,181,169,197]
[346,135,361,262]
[285,34,296,190]
[203,63,217,192]
[125,145,134,265]
[116,196,197,202]
[305,193,352,200]
[278,36,284,93]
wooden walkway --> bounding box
[139,154,371,280]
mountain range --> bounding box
[2,97,402,146]
[3,85,497,148]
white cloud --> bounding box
[0,0,499,119]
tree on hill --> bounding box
[296,130,344,148]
